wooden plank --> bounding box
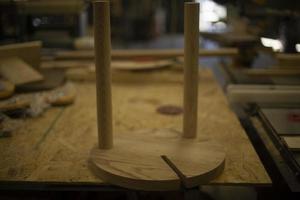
[227,84,300,104]
[55,48,238,60]
[0,80,15,99]
[244,68,300,76]
[0,69,271,186]
[0,41,41,69]
[277,53,300,68]
[16,69,65,92]
[41,60,173,71]
[41,60,94,69]
[282,136,300,151]
[0,57,43,86]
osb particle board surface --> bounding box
[0,69,271,186]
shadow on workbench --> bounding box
[1,185,296,200]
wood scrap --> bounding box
[112,59,173,71]
[46,83,76,106]
[227,84,300,104]
[282,136,300,151]
[277,53,300,68]
[0,41,41,69]
[0,98,30,113]
[41,60,94,69]
[0,57,44,86]
[41,59,174,71]
[244,68,300,76]
[0,80,15,99]
[16,68,65,92]
[0,82,75,117]
[55,48,238,60]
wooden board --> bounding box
[0,69,270,186]
[244,68,300,76]
[0,80,15,99]
[0,83,75,114]
[282,136,300,151]
[55,48,238,60]
[112,60,173,71]
[41,60,94,69]
[0,41,41,69]
[0,98,30,113]
[201,32,258,45]
[16,69,65,92]
[277,53,300,68]
[46,83,76,106]
[91,130,225,191]
[41,60,173,71]
[227,84,300,104]
[0,57,43,86]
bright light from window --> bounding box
[295,44,300,52]
[260,37,283,52]
[196,0,227,31]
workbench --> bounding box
[0,68,271,190]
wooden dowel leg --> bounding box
[183,2,199,139]
[93,1,113,149]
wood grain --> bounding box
[0,41,41,69]
[183,2,199,138]
[0,57,43,86]
[91,130,225,191]
[93,1,113,149]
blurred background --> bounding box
[0,0,299,52]
[1,0,300,70]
